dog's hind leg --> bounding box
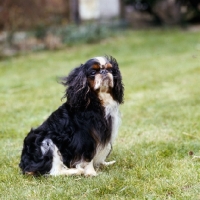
[41,139,84,176]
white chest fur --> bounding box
[98,92,120,142]
[93,92,120,166]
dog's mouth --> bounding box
[94,74,113,91]
[102,76,113,88]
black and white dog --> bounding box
[19,56,124,176]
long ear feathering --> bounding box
[106,55,124,104]
[60,64,90,108]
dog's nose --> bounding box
[100,69,108,75]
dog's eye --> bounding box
[90,70,96,76]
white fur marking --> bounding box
[94,73,113,91]
[102,160,116,166]
[40,139,83,176]
[83,160,97,176]
[94,57,107,66]
[98,92,120,143]
[94,78,102,90]
[41,139,54,155]
[94,92,120,166]
[94,143,113,166]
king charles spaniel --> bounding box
[19,55,124,176]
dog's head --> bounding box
[61,56,124,108]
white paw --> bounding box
[84,169,97,177]
[102,160,116,166]
[76,167,84,175]
[50,167,84,176]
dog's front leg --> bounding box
[82,160,97,177]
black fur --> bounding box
[106,56,124,104]
[19,56,124,176]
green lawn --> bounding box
[1,29,200,199]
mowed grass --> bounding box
[1,29,200,199]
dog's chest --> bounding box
[93,92,120,166]
[98,92,120,143]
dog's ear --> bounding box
[60,65,90,108]
[107,56,124,104]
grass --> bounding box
[1,28,200,199]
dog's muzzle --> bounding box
[100,69,108,75]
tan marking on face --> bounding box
[105,63,112,69]
[92,64,100,70]
[88,78,95,90]
[88,74,103,90]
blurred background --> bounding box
[0,0,200,57]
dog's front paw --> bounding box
[84,171,97,177]
[84,169,97,177]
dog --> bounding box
[19,55,124,176]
